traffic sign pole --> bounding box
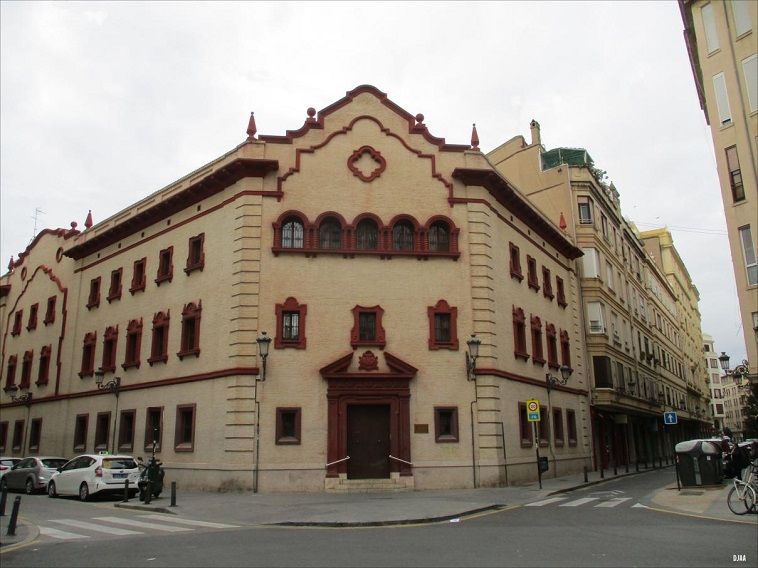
[534,422,542,489]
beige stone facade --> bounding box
[1,86,589,492]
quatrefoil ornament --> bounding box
[347,146,387,183]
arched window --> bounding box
[428,221,450,252]
[356,219,379,250]
[282,217,304,249]
[392,221,414,251]
[319,217,342,249]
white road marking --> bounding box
[50,519,143,535]
[39,526,90,540]
[93,516,193,532]
[560,497,599,507]
[138,514,240,529]
[595,498,632,508]
[632,503,648,508]
[525,497,568,507]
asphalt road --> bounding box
[2,470,756,568]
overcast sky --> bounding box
[0,1,747,363]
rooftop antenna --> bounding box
[31,207,45,242]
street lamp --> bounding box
[465,334,480,381]
[256,331,272,381]
[545,365,573,392]
[94,368,121,453]
[717,352,750,387]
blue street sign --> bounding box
[663,411,678,425]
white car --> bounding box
[47,454,140,501]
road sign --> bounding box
[526,399,541,422]
[663,411,678,425]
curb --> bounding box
[114,502,176,515]
[266,504,508,528]
[547,465,671,496]
[643,503,758,525]
[0,518,39,555]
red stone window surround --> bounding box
[149,311,170,365]
[272,211,460,260]
[542,267,554,300]
[44,296,56,325]
[518,402,533,448]
[123,318,142,370]
[155,247,174,286]
[567,409,577,447]
[275,297,307,349]
[512,306,529,361]
[29,418,42,453]
[185,233,205,275]
[27,303,39,331]
[101,325,119,373]
[174,403,196,452]
[87,277,101,310]
[434,407,459,443]
[560,329,572,369]
[530,315,545,366]
[11,311,23,336]
[79,332,97,378]
[275,407,302,445]
[12,420,24,452]
[4,355,18,391]
[19,350,33,389]
[526,256,540,292]
[37,345,52,385]
[144,406,163,453]
[556,276,567,308]
[73,414,88,452]
[350,305,386,350]
[546,323,559,369]
[117,409,136,452]
[178,301,201,360]
[552,407,565,448]
[509,242,524,282]
[107,268,123,303]
[130,257,147,294]
[428,299,459,350]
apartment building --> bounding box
[704,333,727,431]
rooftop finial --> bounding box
[306,107,317,123]
[246,112,257,141]
[84,210,93,229]
[471,123,480,151]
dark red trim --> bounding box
[428,299,459,350]
[275,297,307,349]
[350,305,386,350]
[347,145,387,182]
[9,227,79,270]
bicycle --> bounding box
[727,459,758,515]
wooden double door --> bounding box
[347,404,391,479]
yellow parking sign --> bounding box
[526,399,541,422]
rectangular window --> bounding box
[118,410,136,451]
[283,312,300,341]
[542,267,553,300]
[743,54,757,113]
[581,248,599,278]
[178,302,202,359]
[428,300,458,350]
[27,303,38,331]
[359,313,376,340]
[577,196,593,224]
[108,268,123,302]
[552,408,564,447]
[434,407,459,443]
[150,312,170,364]
[12,311,22,336]
[145,407,163,453]
[560,330,571,368]
[546,324,558,368]
[725,146,745,201]
[556,276,567,308]
[531,315,545,365]
[87,277,101,309]
[538,411,550,447]
[275,407,302,445]
[527,256,540,291]
[601,214,609,241]
[509,242,523,281]
[567,409,577,446]
[156,247,174,285]
[716,403,724,414]
[185,233,205,274]
[587,301,605,334]
[29,418,42,453]
[712,73,732,125]
[593,355,613,388]
[701,3,720,53]
[37,345,51,385]
[275,297,308,349]
[20,350,33,388]
[739,225,758,285]
[605,261,614,290]
[434,313,451,343]
[0,422,7,453]
[94,412,111,452]
[102,326,118,372]
[518,402,533,448]
[130,257,147,294]
[512,306,528,361]
[80,332,96,377]
[12,420,24,452]
[174,404,196,451]
[733,0,753,36]
[73,414,88,452]
[44,296,56,325]
[124,319,142,369]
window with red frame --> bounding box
[155,247,174,285]
[512,306,528,361]
[108,268,123,302]
[279,216,305,249]
[149,311,170,365]
[0,421,7,453]
[553,407,564,447]
[11,311,22,336]
[94,412,110,452]
[178,302,201,359]
[123,319,142,369]
[428,300,459,350]
[174,404,196,452]
[356,218,380,250]
[80,332,96,377]
[567,409,577,446]
[29,418,42,453]
[509,243,523,281]
[392,220,415,251]
[531,315,545,365]
[102,326,119,373]
[560,329,572,368]
[428,221,451,252]
[73,414,88,452]
[318,217,342,249]
[5,355,18,389]
[44,296,56,325]
[27,303,38,331]
[118,409,136,452]
[518,402,533,448]
[350,305,386,349]
[275,407,301,445]
[130,257,147,294]
[144,407,163,452]
[546,324,559,369]
[185,233,205,274]
[20,350,33,388]
[542,267,554,300]
[526,256,540,291]
[37,345,51,385]
[275,297,307,349]
[87,277,101,309]
[556,277,567,308]
[537,410,550,447]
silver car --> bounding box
[0,456,68,494]
[0,457,22,480]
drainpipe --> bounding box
[470,397,478,488]
[253,385,261,493]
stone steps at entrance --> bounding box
[325,477,414,493]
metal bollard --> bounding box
[170,481,176,507]
[0,485,7,517]
[144,480,152,505]
[613,463,618,476]
[123,479,130,502]
[6,496,21,536]
[600,465,605,479]
[583,466,588,483]
[635,460,639,472]
[625,460,629,474]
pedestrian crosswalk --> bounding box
[525,496,636,508]
[37,514,240,542]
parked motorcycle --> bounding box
[138,456,165,502]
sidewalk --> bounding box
[2,464,755,552]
